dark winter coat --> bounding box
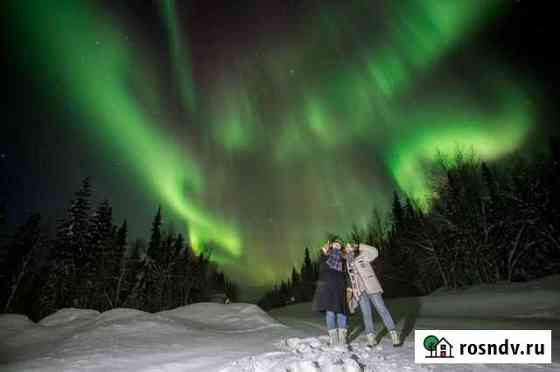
[312,253,349,314]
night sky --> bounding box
[2,0,559,287]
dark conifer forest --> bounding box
[3,141,560,316]
[258,141,560,310]
[0,179,238,321]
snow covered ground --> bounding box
[1,276,559,371]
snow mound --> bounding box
[39,308,101,326]
[0,314,35,337]
[0,303,299,371]
[95,308,148,324]
[159,302,285,332]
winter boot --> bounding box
[366,333,378,347]
[328,329,339,346]
[390,330,401,347]
[338,328,348,346]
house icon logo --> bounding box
[423,335,454,358]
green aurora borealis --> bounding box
[6,0,537,285]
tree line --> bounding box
[259,139,560,309]
[0,178,238,321]
[258,246,319,310]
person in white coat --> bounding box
[345,242,400,347]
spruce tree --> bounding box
[170,233,185,307]
[481,162,497,199]
[50,179,89,309]
[115,220,128,270]
[391,191,404,232]
[112,220,128,307]
[84,199,114,310]
[404,197,417,223]
[140,208,165,312]
[160,232,176,309]
[290,267,300,301]
[301,246,312,281]
[71,177,92,267]
[147,207,162,263]
[291,267,299,287]
[2,214,42,313]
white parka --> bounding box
[346,244,383,314]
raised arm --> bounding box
[320,241,331,255]
[359,244,379,262]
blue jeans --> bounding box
[326,311,347,330]
[359,292,396,334]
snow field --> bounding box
[1,275,559,371]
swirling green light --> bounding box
[8,0,241,258]
[387,90,533,205]
[161,0,197,112]
[7,0,537,285]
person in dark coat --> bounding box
[312,240,351,345]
